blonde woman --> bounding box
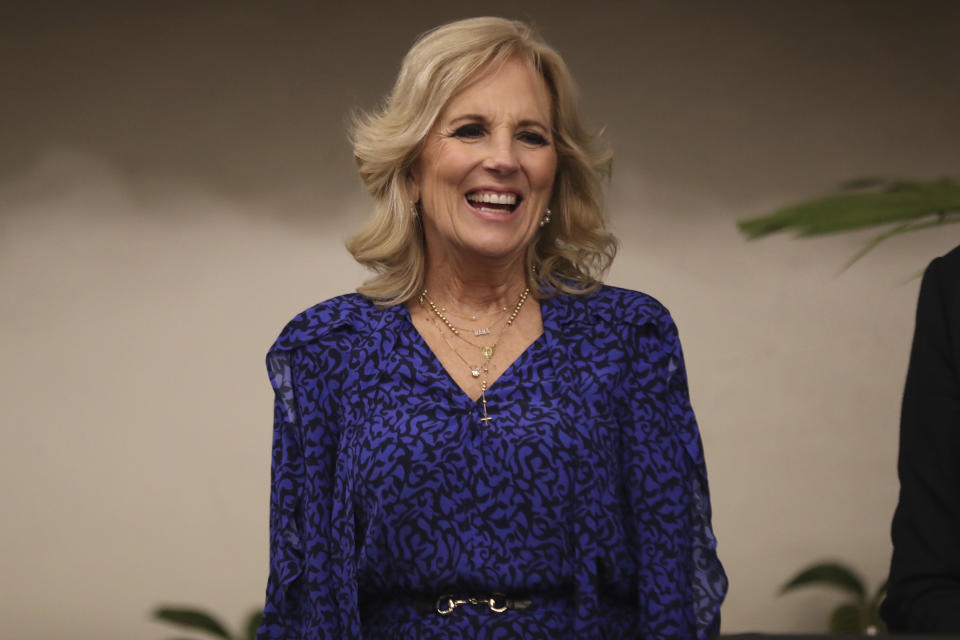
[257,16,726,640]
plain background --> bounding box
[2,1,959,637]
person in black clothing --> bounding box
[883,245,960,631]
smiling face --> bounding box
[410,57,558,270]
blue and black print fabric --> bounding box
[256,286,727,639]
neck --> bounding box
[422,251,529,313]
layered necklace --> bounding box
[429,301,509,336]
[418,287,530,425]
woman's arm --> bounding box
[257,345,343,639]
[620,302,726,640]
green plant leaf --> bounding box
[738,178,960,239]
[842,213,960,270]
[829,603,865,634]
[780,561,866,599]
[244,609,263,640]
[152,606,232,639]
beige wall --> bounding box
[2,2,959,637]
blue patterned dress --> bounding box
[256,286,727,640]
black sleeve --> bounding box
[883,248,960,632]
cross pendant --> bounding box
[480,392,492,425]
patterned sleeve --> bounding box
[624,309,727,640]
[659,315,727,639]
[256,345,341,639]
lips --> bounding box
[465,189,522,214]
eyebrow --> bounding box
[447,113,551,132]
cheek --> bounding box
[431,139,470,173]
[418,141,450,188]
[532,154,558,193]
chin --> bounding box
[461,238,529,262]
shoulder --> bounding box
[590,285,674,328]
[548,284,676,332]
[936,243,960,268]
[269,292,390,353]
[918,245,960,316]
[927,244,960,283]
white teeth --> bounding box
[467,191,518,205]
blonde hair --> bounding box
[347,16,616,304]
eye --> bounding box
[518,130,550,147]
[452,123,485,139]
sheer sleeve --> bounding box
[659,316,727,638]
[624,312,727,640]
[256,346,341,639]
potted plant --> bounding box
[780,561,887,634]
[152,605,262,640]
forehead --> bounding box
[440,57,553,123]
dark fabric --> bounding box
[883,245,960,632]
[255,286,726,639]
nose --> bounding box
[481,132,519,174]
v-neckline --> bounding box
[400,302,545,406]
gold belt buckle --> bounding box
[436,592,511,614]
[436,595,461,615]
[488,593,508,613]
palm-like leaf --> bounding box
[739,178,960,238]
[152,606,232,639]
[738,178,960,269]
[780,561,866,600]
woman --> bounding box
[257,16,726,640]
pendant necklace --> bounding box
[428,317,489,380]
[420,288,528,363]
[419,287,530,425]
[434,301,510,335]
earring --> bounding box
[539,208,552,227]
[410,201,420,218]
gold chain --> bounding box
[418,287,530,426]
[437,302,510,324]
[422,309,487,378]
[421,289,528,337]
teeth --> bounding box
[467,191,518,205]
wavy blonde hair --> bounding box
[347,16,616,304]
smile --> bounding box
[465,189,522,214]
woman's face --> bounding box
[410,57,558,268]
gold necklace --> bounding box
[418,287,530,426]
[423,311,488,379]
[443,305,513,360]
[422,295,509,336]
[433,300,510,325]
[420,288,529,360]
[418,295,509,378]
